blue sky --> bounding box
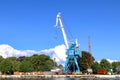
[0,0,120,61]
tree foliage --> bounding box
[78,51,95,72]
[17,56,26,62]
[91,59,120,74]
[91,61,101,74]
[0,57,20,74]
[112,62,120,73]
[0,54,55,74]
[19,58,33,72]
[0,52,120,74]
[29,54,54,71]
[0,56,4,63]
[0,59,13,73]
[100,59,111,70]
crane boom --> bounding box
[55,12,69,49]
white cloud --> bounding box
[106,59,120,63]
[40,44,67,64]
[0,44,67,65]
[0,44,37,58]
[1,44,120,66]
[97,59,120,63]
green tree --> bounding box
[0,54,55,72]
[6,57,20,72]
[17,56,26,62]
[91,61,101,74]
[19,58,33,72]
[35,54,54,71]
[100,59,111,70]
[0,56,4,63]
[30,54,42,71]
[7,57,16,61]
[0,57,21,74]
[0,59,13,74]
[25,54,55,72]
[112,62,120,73]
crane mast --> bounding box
[55,12,69,49]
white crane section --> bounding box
[55,13,69,49]
[75,39,79,48]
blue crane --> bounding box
[55,13,82,73]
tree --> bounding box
[0,54,56,72]
[20,54,55,72]
[112,62,120,73]
[7,57,16,61]
[116,66,120,74]
[30,54,42,71]
[17,56,26,62]
[78,51,95,72]
[100,59,111,70]
[58,64,64,70]
[91,61,101,74]
[0,59,13,74]
[6,57,20,72]
[19,58,33,72]
[0,57,21,74]
[36,54,54,71]
[0,56,4,63]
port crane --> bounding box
[55,13,81,72]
